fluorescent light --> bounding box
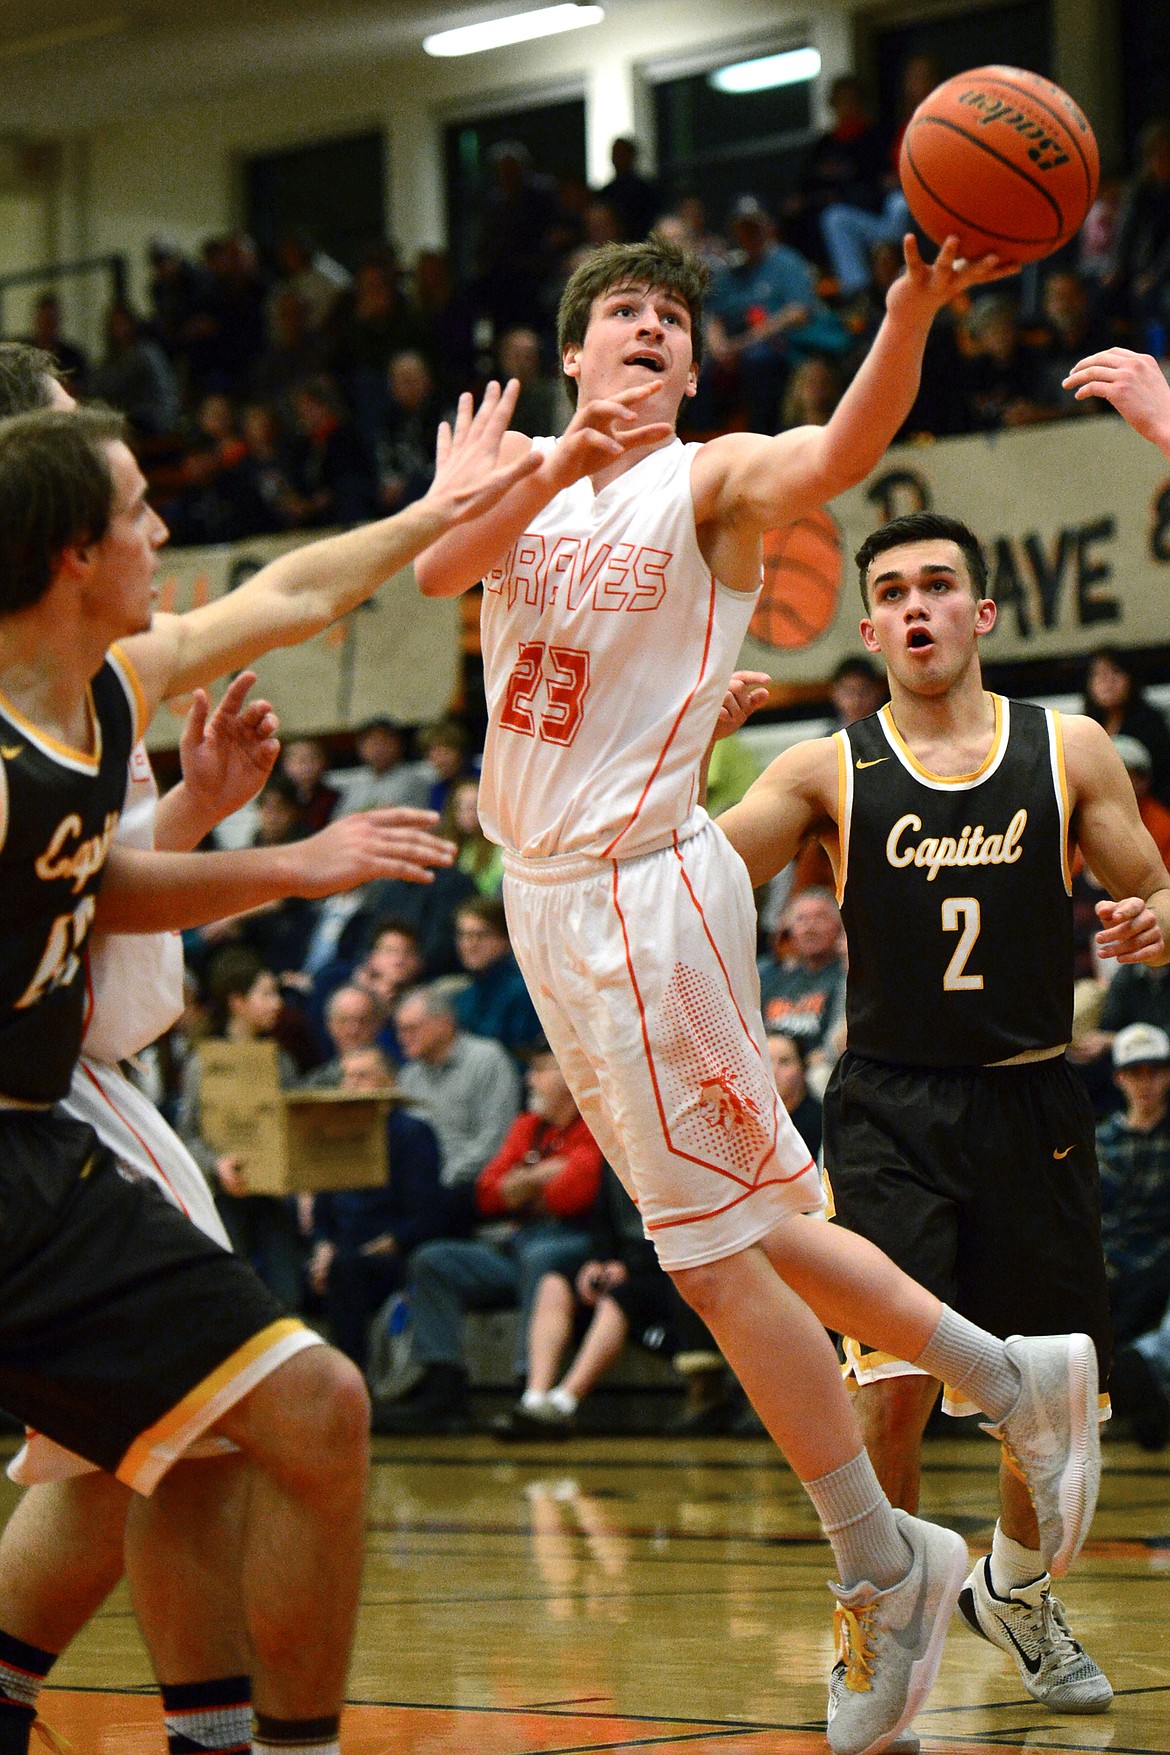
[710,46,821,94]
[424,4,604,57]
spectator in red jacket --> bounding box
[375,1045,603,1433]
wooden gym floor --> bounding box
[11,1429,1170,1753]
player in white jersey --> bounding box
[0,348,538,1755]
[414,235,1104,1755]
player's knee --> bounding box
[668,1261,727,1324]
[229,1345,370,1488]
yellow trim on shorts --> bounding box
[116,1317,306,1486]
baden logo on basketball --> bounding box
[750,508,843,650]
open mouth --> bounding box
[625,353,665,373]
[906,628,934,651]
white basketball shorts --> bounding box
[503,819,824,1271]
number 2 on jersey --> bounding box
[941,896,983,991]
[500,641,590,746]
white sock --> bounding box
[912,1306,1020,1421]
[547,1386,578,1415]
[804,1449,912,1590]
[989,1520,1045,1595]
[521,1389,549,1410]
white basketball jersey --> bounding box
[82,740,185,1063]
[478,438,759,861]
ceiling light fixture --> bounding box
[710,46,822,95]
[424,4,604,58]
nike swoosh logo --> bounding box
[856,757,889,770]
[1000,1612,1044,1675]
[1053,1146,1075,1160]
[1,744,22,760]
[891,1555,931,1653]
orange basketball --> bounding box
[899,65,1098,264]
[750,509,843,650]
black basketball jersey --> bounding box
[0,651,139,1103]
[838,695,1073,1068]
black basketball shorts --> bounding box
[822,1050,1112,1410]
[0,1109,321,1492]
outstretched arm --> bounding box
[96,807,455,934]
[1065,714,1170,967]
[120,380,543,719]
[154,671,281,851]
[1062,348,1170,459]
[716,737,839,889]
[693,236,1010,533]
[414,381,674,598]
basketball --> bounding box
[750,509,843,650]
[899,65,1099,264]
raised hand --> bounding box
[550,381,675,488]
[714,670,772,740]
[180,670,280,820]
[428,378,543,522]
[291,806,456,898]
[1062,348,1170,453]
[887,233,1016,321]
[1095,895,1166,966]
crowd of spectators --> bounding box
[22,68,1170,549]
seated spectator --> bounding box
[599,135,663,242]
[200,232,269,398]
[1113,735,1170,867]
[779,355,843,430]
[496,325,568,437]
[492,1163,722,1439]
[351,859,478,976]
[786,75,885,270]
[1106,118,1170,343]
[27,292,88,392]
[301,984,385,1086]
[419,718,474,814]
[176,947,304,1311]
[701,197,848,434]
[452,896,543,1060]
[393,980,521,1211]
[375,1045,602,1433]
[1098,1024,1170,1448]
[352,918,426,1058]
[1083,646,1170,806]
[288,376,378,528]
[91,301,182,440]
[235,401,303,533]
[1032,270,1112,413]
[280,736,339,832]
[443,776,504,896]
[825,654,887,730]
[757,888,846,1089]
[250,289,328,410]
[160,392,254,545]
[410,248,477,402]
[307,1045,447,1373]
[372,349,442,509]
[240,773,318,973]
[148,235,215,378]
[1074,954,1170,1105]
[960,296,1055,430]
[270,230,351,332]
[333,717,431,815]
[328,250,427,403]
[654,194,728,274]
[767,1029,822,1158]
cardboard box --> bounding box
[197,1039,394,1194]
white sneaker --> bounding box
[826,1510,968,1755]
[957,1556,1112,1713]
[828,1663,920,1752]
[982,1334,1099,1577]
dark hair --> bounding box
[0,406,126,615]
[456,895,509,937]
[830,655,880,685]
[0,343,62,417]
[371,915,420,950]
[767,1027,809,1068]
[206,946,269,1011]
[855,511,988,608]
[258,772,302,809]
[556,233,709,406]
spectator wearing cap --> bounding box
[1098,1023,1170,1447]
[702,196,847,433]
[1113,735,1170,868]
[334,719,432,816]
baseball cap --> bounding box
[1113,1022,1170,1068]
[729,195,770,226]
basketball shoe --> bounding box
[957,1555,1112,1712]
[981,1334,1099,1577]
[826,1510,968,1755]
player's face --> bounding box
[860,539,996,697]
[83,441,168,638]
[565,282,697,421]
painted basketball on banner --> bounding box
[750,508,844,649]
[899,65,1099,264]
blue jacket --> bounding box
[312,1107,446,1256]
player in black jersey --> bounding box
[0,403,535,1755]
[719,509,1170,1719]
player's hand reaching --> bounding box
[887,233,1016,320]
[549,382,675,489]
[1062,348,1170,455]
[714,670,772,740]
[180,670,280,820]
[1095,895,1167,965]
[288,807,456,898]
[428,378,543,523]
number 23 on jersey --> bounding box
[500,642,590,746]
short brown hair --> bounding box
[0,405,126,615]
[0,342,62,417]
[556,234,709,406]
[456,895,509,937]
